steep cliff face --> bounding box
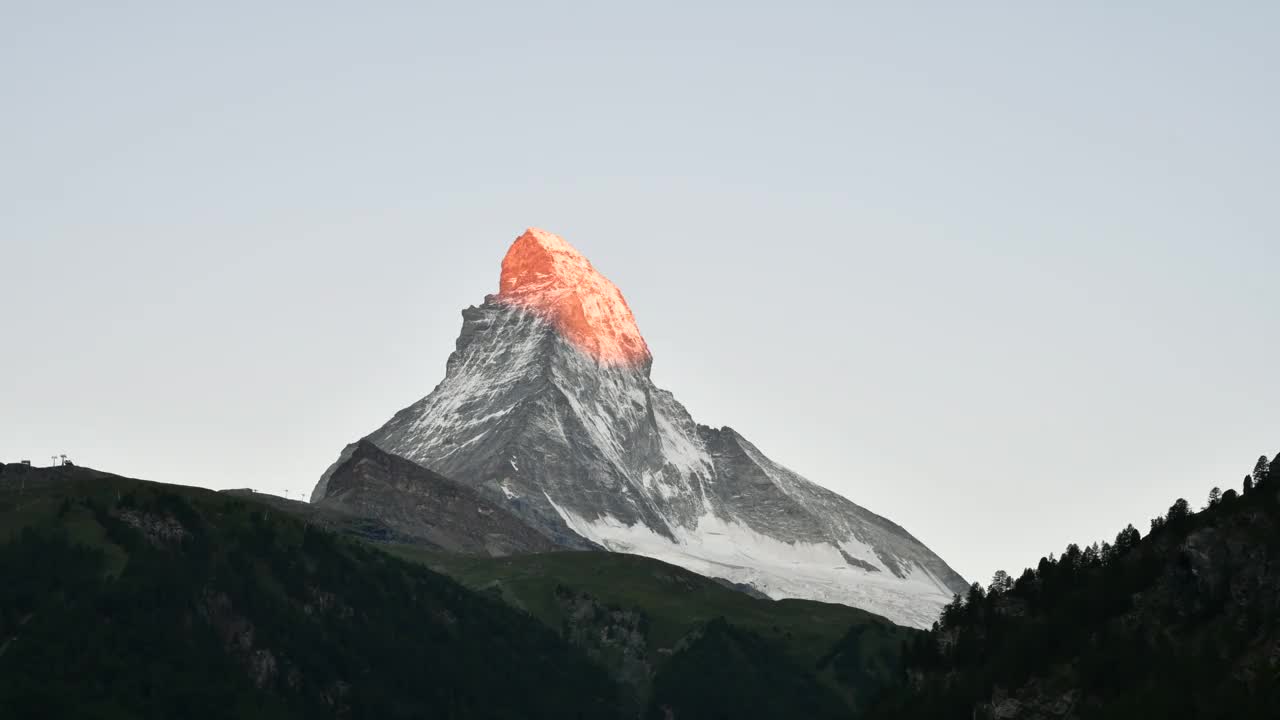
[313,228,967,627]
[314,440,569,555]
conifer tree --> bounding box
[1207,487,1222,508]
[1114,524,1141,554]
[967,582,986,608]
[1083,542,1100,566]
[1253,455,1271,488]
[989,570,1012,594]
[1014,567,1036,593]
[1062,543,1083,571]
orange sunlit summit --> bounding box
[497,228,651,367]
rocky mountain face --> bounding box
[313,228,967,628]
[312,440,570,555]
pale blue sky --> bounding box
[3,2,1277,585]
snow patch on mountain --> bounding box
[545,496,954,629]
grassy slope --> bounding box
[396,546,896,663]
[389,544,916,713]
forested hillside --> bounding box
[0,465,618,719]
[867,453,1280,719]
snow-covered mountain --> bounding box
[313,228,967,627]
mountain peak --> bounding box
[508,226,575,255]
[497,228,651,367]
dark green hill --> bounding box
[0,463,618,719]
[865,452,1280,719]
[646,616,851,720]
[392,547,915,714]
